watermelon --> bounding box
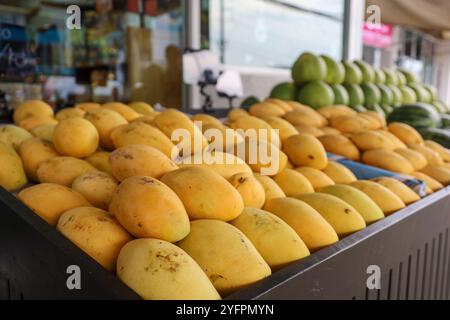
[387,103,442,130]
[419,128,450,148]
[441,114,450,128]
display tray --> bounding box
[1,185,450,300]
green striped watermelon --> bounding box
[387,103,442,130]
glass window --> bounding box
[202,0,346,69]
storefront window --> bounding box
[201,0,346,68]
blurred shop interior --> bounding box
[1,0,450,111]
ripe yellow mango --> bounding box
[202,124,244,152]
[409,144,444,166]
[283,134,328,169]
[322,161,357,184]
[376,130,407,149]
[317,105,357,119]
[263,197,338,252]
[350,130,396,151]
[109,176,190,241]
[361,111,386,128]
[329,115,369,133]
[362,149,414,174]
[109,122,177,158]
[350,181,406,215]
[55,108,85,121]
[179,151,252,180]
[265,99,294,112]
[388,122,424,146]
[13,100,54,124]
[57,207,132,271]
[249,102,286,118]
[409,172,443,191]
[19,116,58,131]
[30,124,55,142]
[283,110,326,128]
[53,118,99,158]
[161,167,244,221]
[19,138,58,181]
[419,166,450,186]
[229,115,281,147]
[153,109,208,155]
[321,126,342,135]
[117,239,220,300]
[103,102,140,121]
[18,183,90,225]
[128,101,154,115]
[75,102,101,112]
[85,151,112,175]
[228,172,265,209]
[0,125,33,150]
[253,173,286,204]
[295,167,335,191]
[372,177,420,204]
[263,116,298,142]
[230,208,310,270]
[228,108,249,121]
[319,184,384,224]
[177,220,271,296]
[109,144,178,181]
[424,140,450,162]
[84,108,128,150]
[295,193,366,238]
[357,114,381,130]
[37,156,97,186]
[319,134,360,161]
[273,169,314,196]
[294,124,324,137]
[191,113,224,128]
[394,148,428,171]
[0,142,27,191]
[72,171,118,210]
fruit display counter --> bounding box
[1,184,450,300]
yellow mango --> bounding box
[84,108,128,150]
[75,102,101,112]
[109,144,178,181]
[273,169,314,196]
[249,102,286,118]
[357,114,381,130]
[109,122,177,158]
[72,171,118,210]
[128,101,154,115]
[419,166,450,186]
[117,239,220,300]
[55,108,85,121]
[264,197,338,252]
[294,124,324,137]
[253,173,286,204]
[30,124,56,142]
[263,116,298,142]
[19,116,58,131]
[229,115,281,147]
[36,156,97,186]
[319,134,360,161]
[388,122,424,146]
[19,138,59,181]
[177,220,271,296]
[394,148,428,171]
[230,208,310,270]
[283,134,328,169]
[376,130,407,149]
[57,207,132,271]
[362,149,414,174]
[161,167,244,221]
[372,177,420,204]
[0,142,27,191]
[191,113,224,128]
[18,183,90,225]
[409,144,444,166]
[295,193,366,238]
[424,140,450,162]
[53,118,99,158]
[228,172,265,209]
[85,151,112,175]
[317,105,357,119]
[265,99,294,112]
[350,130,396,151]
[295,167,335,190]
[321,126,342,135]
[409,172,443,191]
[319,184,384,224]
[13,100,54,124]
[228,108,249,121]
[350,181,406,215]
[109,176,190,241]
[283,110,326,128]
[0,125,33,150]
[322,161,357,184]
[103,102,140,121]
[329,115,369,133]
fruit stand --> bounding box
[2,184,449,300]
